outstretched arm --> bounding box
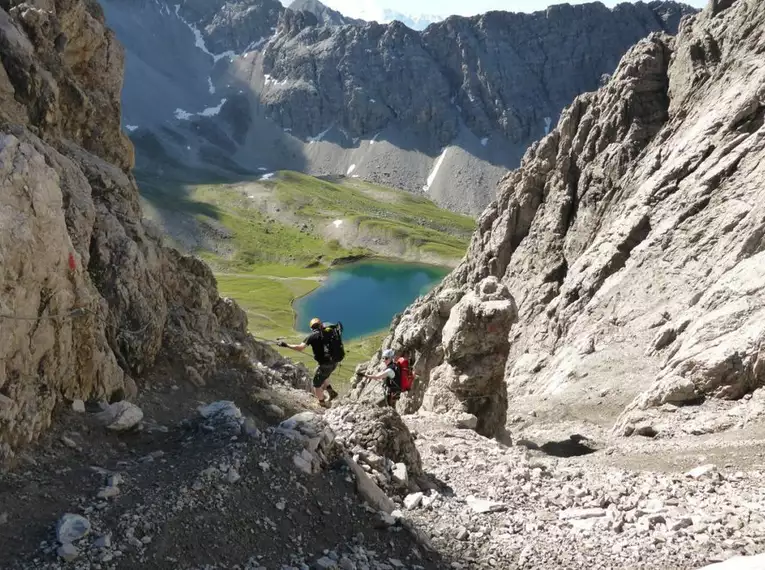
[364,371,387,380]
[279,341,307,352]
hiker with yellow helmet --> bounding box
[279,317,343,408]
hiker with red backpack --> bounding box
[363,348,414,408]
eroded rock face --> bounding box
[358,0,765,438]
[0,0,289,459]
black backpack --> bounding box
[322,322,345,363]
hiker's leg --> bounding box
[313,366,327,402]
[321,364,338,399]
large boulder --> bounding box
[325,403,422,493]
[421,277,517,437]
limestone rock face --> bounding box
[356,0,765,438]
[0,0,287,459]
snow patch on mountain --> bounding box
[423,148,448,192]
[174,4,236,62]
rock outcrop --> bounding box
[354,0,765,439]
[0,0,290,459]
[325,403,423,481]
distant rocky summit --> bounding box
[288,0,363,26]
[100,0,697,214]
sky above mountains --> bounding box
[287,0,706,20]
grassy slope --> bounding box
[271,172,475,261]
[139,171,473,384]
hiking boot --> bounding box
[327,386,339,401]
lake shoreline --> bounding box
[291,259,449,339]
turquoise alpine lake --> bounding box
[293,261,449,339]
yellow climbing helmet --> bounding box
[309,317,322,330]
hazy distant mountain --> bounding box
[288,0,363,26]
[376,9,443,30]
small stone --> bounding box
[227,469,241,484]
[686,464,717,479]
[379,512,396,526]
[695,533,711,545]
[259,462,270,471]
[57,543,79,562]
[96,401,144,432]
[643,499,664,513]
[339,557,355,570]
[93,535,112,549]
[71,400,86,413]
[389,559,404,568]
[669,517,693,531]
[186,366,205,387]
[57,514,91,544]
[431,443,447,454]
[243,418,261,438]
[198,401,242,422]
[404,492,424,510]
[559,508,607,521]
[453,412,479,430]
[60,436,78,449]
[268,404,284,418]
[0,512,7,525]
[466,496,506,514]
[316,556,337,569]
[293,454,313,474]
[276,500,286,511]
[422,491,440,508]
[391,463,408,486]
[456,526,469,541]
[96,486,120,499]
[634,424,658,438]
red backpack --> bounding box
[395,357,414,392]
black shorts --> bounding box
[313,363,337,388]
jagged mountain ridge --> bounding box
[287,0,363,26]
[101,0,696,214]
[351,0,765,442]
